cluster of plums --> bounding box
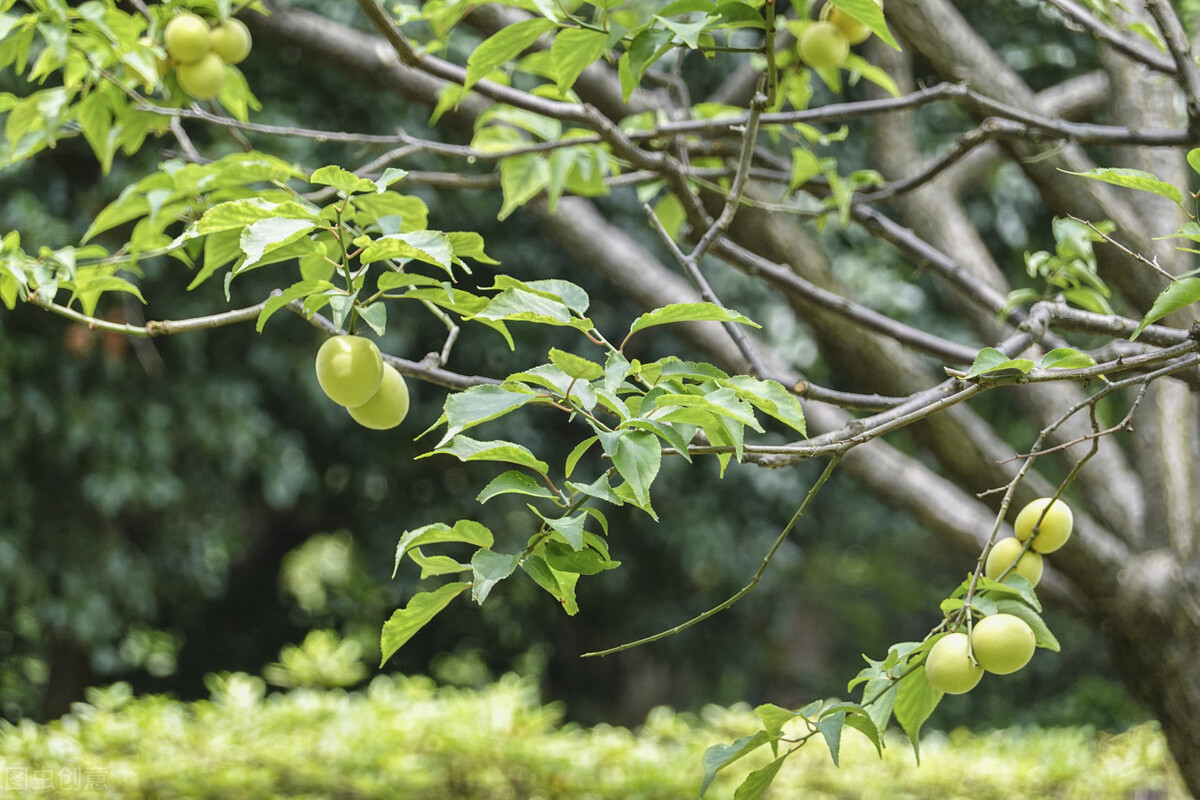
[315,335,411,430]
[797,0,882,70]
[925,497,1073,695]
[162,12,252,100]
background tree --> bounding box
[2,0,1199,796]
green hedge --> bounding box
[0,674,1185,799]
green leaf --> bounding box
[393,520,495,578]
[499,153,551,221]
[310,164,376,195]
[476,470,556,504]
[475,287,573,324]
[465,18,557,91]
[539,510,586,550]
[544,539,617,575]
[1130,277,1200,340]
[1064,167,1184,206]
[436,384,537,446]
[548,348,603,380]
[1039,348,1097,370]
[238,218,318,270]
[407,548,471,579]
[256,279,334,332]
[733,756,786,800]
[379,581,470,665]
[720,376,806,436]
[653,388,763,432]
[550,27,608,92]
[426,435,549,476]
[470,550,520,604]
[595,429,660,507]
[994,599,1060,652]
[699,731,772,797]
[964,347,1035,379]
[374,167,409,193]
[566,472,625,507]
[447,231,500,266]
[893,665,941,763]
[827,702,883,757]
[755,703,799,737]
[194,199,316,235]
[358,230,455,273]
[564,436,598,478]
[1188,147,1200,177]
[626,302,759,341]
[815,711,846,766]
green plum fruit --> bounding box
[971,613,1036,675]
[1014,497,1073,553]
[348,364,410,430]
[924,632,983,694]
[798,22,850,70]
[211,19,252,65]
[176,53,226,100]
[315,335,384,408]
[821,0,881,45]
[164,12,211,64]
[984,537,1043,587]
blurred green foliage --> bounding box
[0,0,1152,741]
[0,671,1183,799]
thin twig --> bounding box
[580,454,842,657]
[1068,215,1179,282]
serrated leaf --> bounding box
[379,581,470,665]
[408,548,471,579]
[194,199,316,235]
[256,279,334,331]
[1039,348,1098,370]
[499,153,551,220]
[447,231,499,266]
[436,384,536,446]
[595,429,660,507]
[755,703,799,737]
[358,230,455,273]
[550,27,609,92]
[627,302,759,340]
[964,347,1035,379]
[828,702,883,757]
[470,549,520,604]
[1064,167,1184,206]
[721,376,806,436]
[699,731,772,797]
[566,472,625,507]
[893,666,941,763]
[548,347,603,380]
[476,287,573,324]
[426,435,549,475]
[544,539,616,575]
[310,164,376,194]
[654,388,763,432]
[239,218,318,270]
[1130,277,1200,340]
[476,470,556,504]
[733,756,786,800]
[393,520,495,578]
[564,436,598,479]
[465,18,557,91]
[815,711,846,766]
[374,167,409,193]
